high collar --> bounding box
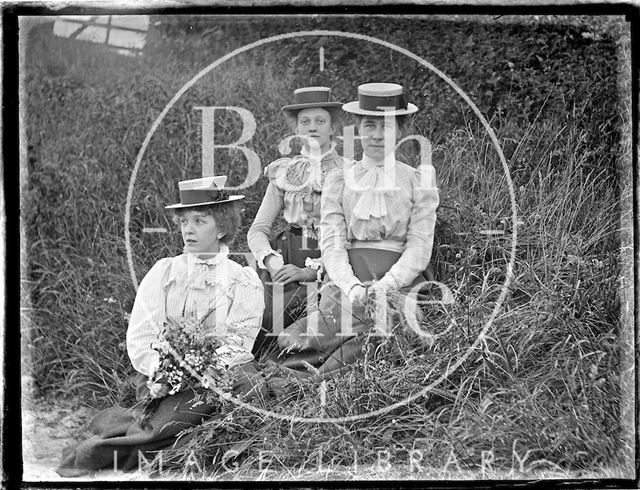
[351,153,397,220]
[300,141,337,164]
[186,243,229,269]
[362,152,396,169]
[165,244,230,290]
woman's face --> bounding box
[296,107,334,153]
[359,116,401,161]
[179,209,221,256]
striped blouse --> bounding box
[126,244,264,378]
[321,154,439,295]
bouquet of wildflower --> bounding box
[138,313,252,425]
[148,314,235,397]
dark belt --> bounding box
[286,225,319,243]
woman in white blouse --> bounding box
[248,87,343,356]
[57,177,265,476]
[277,83,439,379]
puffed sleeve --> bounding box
[382,165,439,288]
[320,167,363,296]
[215,266,264,368]
[247,158,289,269]
[126,258,172,378]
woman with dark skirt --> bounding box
[247,86,344,357]
[56,176,265,477]
[277,82,440,379]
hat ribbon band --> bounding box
[294,91,332,105]
[359,93,408,112]
[179,189,221,205]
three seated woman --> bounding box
[56,82,438,477]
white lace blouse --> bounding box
[247,145,341,269]
[126,245,264,378]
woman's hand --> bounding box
[348,284,367,305]
[367,282,388,303]
[271,264,316,285]
[149,382,170,399]
[368,274,397,298]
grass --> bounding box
[156,120,630,479]
[21,15,634,480]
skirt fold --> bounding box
[56,362,264,476]
[252,228,321,357]
[279,248,430,355]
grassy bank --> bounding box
[22,15,633,478]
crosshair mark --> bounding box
[126,30,516,424]
[142,227,168,233]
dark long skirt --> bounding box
[56,362,265,477]
[251,227,322,358]
[280,248,430,357]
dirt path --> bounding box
[22,395,154,482]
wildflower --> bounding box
[146,317,235,399]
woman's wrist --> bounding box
[265,253,284,271]
[257,249,283,270]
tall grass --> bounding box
[131,120,630,478]
[21,17,632,478]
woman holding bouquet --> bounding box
[57,176,265,476]
[248,86,344,356]
[277,83,439,379]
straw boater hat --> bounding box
[165,176,244,209]
[281,86,343,115]
[342,83,418,116]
